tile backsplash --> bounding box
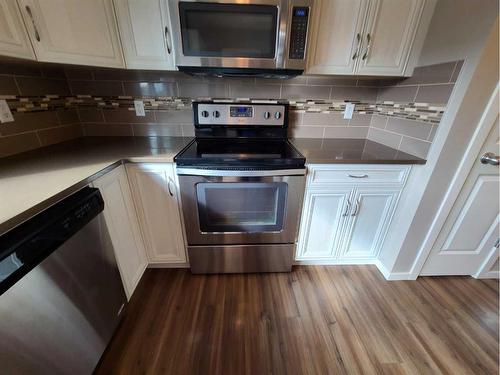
[0,59,462,158]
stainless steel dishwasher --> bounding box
[0,187,127,375]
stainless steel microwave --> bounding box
[168,0,313,77]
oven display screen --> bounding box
[230,106,253,117]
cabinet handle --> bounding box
[342,198,351,217]
[347,174,368,178]
[352,33,361,60]
[25,6,41,42]
[164,26,171,54]
[167,178,174,197]
[362,33,371,60]
[351,198,360,216]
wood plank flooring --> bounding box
[95,266,499,375]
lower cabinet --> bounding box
[296,165,410,263]
[126,163,187,264]
[297,187,352,259]
[92,165,148,299]
[339,187,400,259]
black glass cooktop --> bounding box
[174,139,305,169]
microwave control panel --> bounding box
[289,7,310,60]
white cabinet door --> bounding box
[306,0,368,75]
[127,163,186,264]
[296,188,352,260]
[92,165,147,300]
[339,187,400,259]
[113,0,175,70]
[356,0,425,76]
[421,117,499,277]
[18,0,124,67]
[0,0,35,59]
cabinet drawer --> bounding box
[308,165,410,186]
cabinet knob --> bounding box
[342,199,351,217]
[351,198,360,216]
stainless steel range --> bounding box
[174,101,306,274]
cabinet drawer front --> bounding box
[308,165,410,185]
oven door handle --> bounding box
[176,168,306,177]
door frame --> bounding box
[409,83,499,278]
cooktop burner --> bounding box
[174,138,305,170]
[174,101,306,170]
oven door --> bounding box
[169,0,288,69]
[178,169,305,245]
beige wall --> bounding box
[379,8,499,277]
[418,0,498,65]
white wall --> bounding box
[378,0,499,278]
[418,0,498,65]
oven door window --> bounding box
[178,2,278,58]
[196,182,287,233]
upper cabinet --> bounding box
[306,0,368,75]
[356,0,426,75]
[307,0,432,76]
[18,0,124,68]
[113,0,175,70]
[0,0,35,60]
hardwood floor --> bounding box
[96,266,499,375]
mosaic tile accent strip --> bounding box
[1,95,446,124]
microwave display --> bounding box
[179,2,278,58]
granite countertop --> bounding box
[290,138,426,165]
[0,136,425,235]
[0,136,191,234]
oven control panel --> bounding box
[196,103,286,126]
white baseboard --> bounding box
[144,260,419,280]
[374,260,417,280]
[294,258,378,266]
[473,271,500,279]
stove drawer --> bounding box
[308,165,411,186]
[188,244,295,274]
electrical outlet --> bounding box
[343,102,355,120]
[0,100,14,123]
[134,100,146,117]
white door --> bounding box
[296,188,352,260]
[306,0,368,75]
[356,0,424,76]
[18,0,124,67]
[339,187,399,260]
[113,0,175,70]
[127,163,187,264]
[92,166,148,299]
[0,0,35,59]
[421,119,499,277]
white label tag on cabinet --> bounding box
[0,100,14,123]
[134,100,146,117]
[343,103,355,120]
